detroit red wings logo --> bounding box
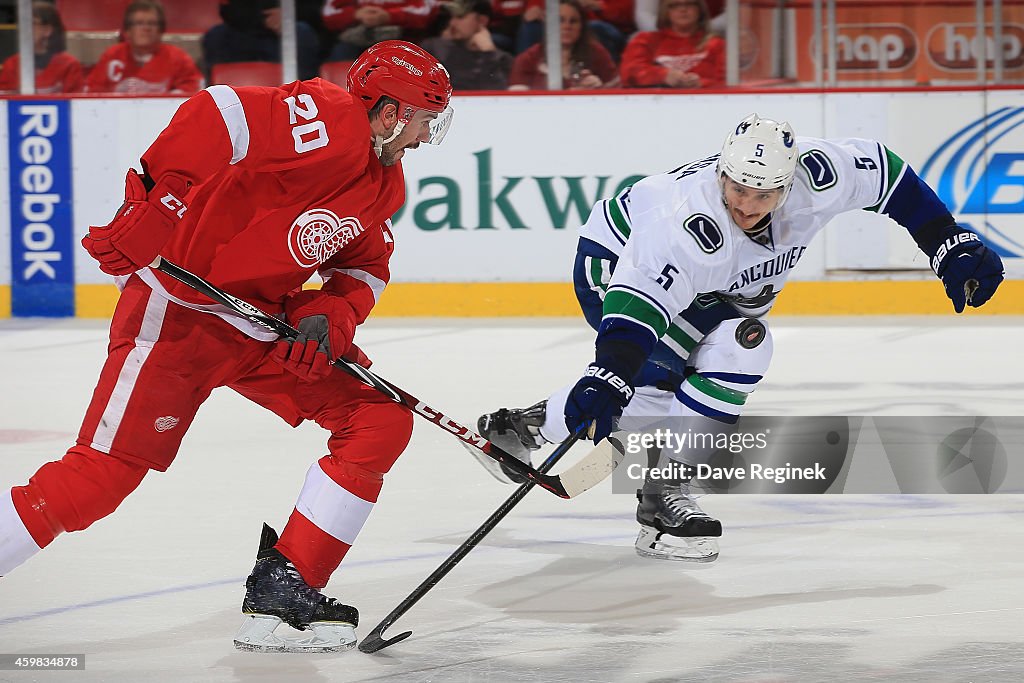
[287,208,364,268]
[154,416,180,432]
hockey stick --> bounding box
[150,257,619,499]
[359,430,623,654]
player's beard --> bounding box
[379,140,420,167]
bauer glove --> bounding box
[915,222,1004,314]
[564,358,635,443]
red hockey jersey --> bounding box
[85,43,203,95]
[129,79,403,340]
[0,52,84,94]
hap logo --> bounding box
[926,23,1024,70]
[6,101,74,316]
[811,24,917,71]
[920,107,1024,258]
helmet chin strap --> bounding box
[374,120,406,158]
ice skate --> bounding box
[635,481,722,562]
[233,524,358,653]
[469,401,547,484]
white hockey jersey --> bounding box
[578,137,907,338]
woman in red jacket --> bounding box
[508,0,617,90]
[620,0,724,88]
[0,1,83,94]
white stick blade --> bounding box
[557,436,625,499]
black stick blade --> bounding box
[358,629,413,653]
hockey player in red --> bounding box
[0,40,454,653]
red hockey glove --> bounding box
[82,170,190,275]
[271,290,359,381]
[271,316,336,381]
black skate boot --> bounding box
[635,479,722,562]
[233,524,359,653]
[471,401,548,484]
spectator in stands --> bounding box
[0,1,83,94]
[85,1,203,95]
[486,0,527,54]
[517,0,634,62]
[421,0,513,90]
[203,0,321,81]
[620,0,723,88]
[508,0,616,91]
[322,0,439,60]
[636,0,721,31]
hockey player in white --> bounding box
[475,114,1005,561]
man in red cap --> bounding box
[0,41,453,654]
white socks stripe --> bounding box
[0,490,41,576]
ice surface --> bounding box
[2,316,1023,682]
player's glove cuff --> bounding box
[82,170,190,275]
[909,217,978,276]
[582,360,635,406]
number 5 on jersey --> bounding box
[284,94,329,153]
[657,264,680,291]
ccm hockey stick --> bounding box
[151,257,620,499]
[358,430,625,653]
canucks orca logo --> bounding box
[920,107,1024,258]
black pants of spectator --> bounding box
[203,22,321,81]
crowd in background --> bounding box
[0,0,727,94]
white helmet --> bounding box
[718,113,798,209]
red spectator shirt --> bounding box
[86,43,204,95]
[508,41,618,90]
[322,0,438,32]
[525,0,635,32]
[493,0,528,21]
[132,79,402,340]
[0,52,84,93]
[620,29,725,88]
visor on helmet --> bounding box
[427,105,453,145]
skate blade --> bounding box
[460,440,522,484]
[634,527,720,563]
[234,615,357,653]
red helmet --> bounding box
[347,40,452,116]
